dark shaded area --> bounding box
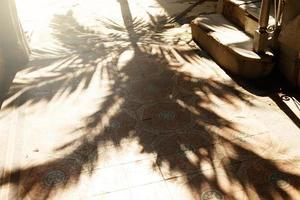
[0,64,19,109]
[231,71,300,129]
[271,91,300,128]
[1,0,300,199]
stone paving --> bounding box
[0,0,300,199]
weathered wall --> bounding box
[281,0,300,26]
[0,0,29,106]
[0,50,4,92]
[278,0,300,87]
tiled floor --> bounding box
[1,0,300,199]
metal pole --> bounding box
[253,0,272,53]
[260,0,272,28]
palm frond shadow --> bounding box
[1,2,300,199]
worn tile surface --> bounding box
[1,0,300,199]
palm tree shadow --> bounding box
[1,1,300,199]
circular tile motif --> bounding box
[21,158,80,190]
[43,169,66,187]
[140,102,192,132]
[19,158,83,199]
[201,189,224,200]
[158,111,176,121]
[108,121,121,130]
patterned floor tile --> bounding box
[138,102,192,132]
[18,158,88,200]
[126,71,175,103]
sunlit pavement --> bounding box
[1,0,300,199]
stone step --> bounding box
[221,0,276,36]
[191,13,274,78]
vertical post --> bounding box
[216,0,224,14]
[253,0,272,53]
[272,0,285,49]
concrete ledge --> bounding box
[191,14,274,78]
[222,0,275,36]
